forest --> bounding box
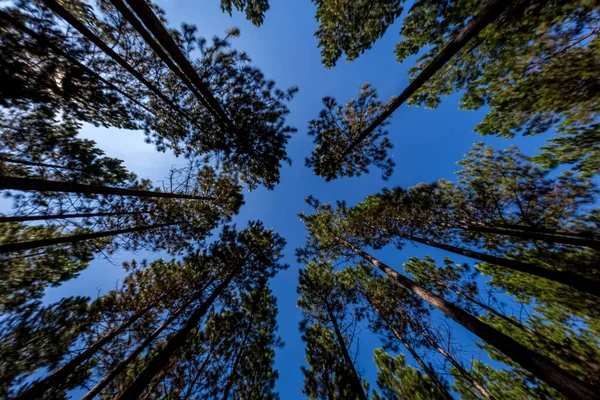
[0,0,599,398]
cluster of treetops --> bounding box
[0,0,598,398]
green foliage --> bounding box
[300,323,358,399]
[373,349,446,400]
[312,0,404,68]
[395,0,600,175]
[306,83,395,181]
[220,0,270,26]
[0,297,95,398]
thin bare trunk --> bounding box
[1,176,212,200]
[14,296,164,400]
[81,297,194,400]
[370,297,453,399]
[400,233,600,298]
[222,316,254,400]
[324,302,368,400]
[0,222,177,254]
[0,211,147,223]
[406,316,494,400]
[115,273,236,399]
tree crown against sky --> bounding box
[306,0,600,180]
[1,0,600,398]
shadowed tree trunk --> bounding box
[458,223,600,251]
[323,300,368,400]
[222,315,254,400]
[81,298,195,400]
[0,211,148,223]
[0,156,80,170]
[396,233,600,298]
[115,273,236,399]
[14,295,166,400]
[338,237,599,400]
[123,0,232,128]
[0,222,178,254]
[361,289,454,400]
[0,176,211,200]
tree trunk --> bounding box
[40,0,197,125]
[222,316,254,400]
[115,273,236,399]
[0,222,177,254]
[123,0,232,129]
[341,0,519,159]
[14,296,164,400]
[0,156,79,171]
[461,224,600,251]
[340,238,599,400]
[447,283,600,380]
[405,314,494,400]
[0,176,211,200]
[0,211,147,223]
[494,222,600,242]
[445,284,535,335]
[367,296,453,400]
[108,0,215,122]
[324,302,368,400]
[400,233,600,298]
[81,298,194,400]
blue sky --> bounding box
[11,0,559,397]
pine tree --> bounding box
[306,0,514,180]
[298,198,599,399]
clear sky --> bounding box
[27,0,555,398]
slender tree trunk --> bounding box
[341,0,520,159]
[405,314,494,400]
[0,211,147,223]
[0,156,79,171]
[81,297,195,400]
[139,356,179,400]
[388,321,453,400]
[181,339,220,399]
[460,224,600,251]
[115,273,236,399]
[323,302,368,400]
[0,222,177,254]
[0,176,211,200]
[447,282,600,379]
[123,0,232,129]
[399,233,600,298]
[14,296,164,400]
[365,293,453,400]
[493,222,600,242]
[222,316,254,400]
[339,238,599,400]
[445,284,535,335]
